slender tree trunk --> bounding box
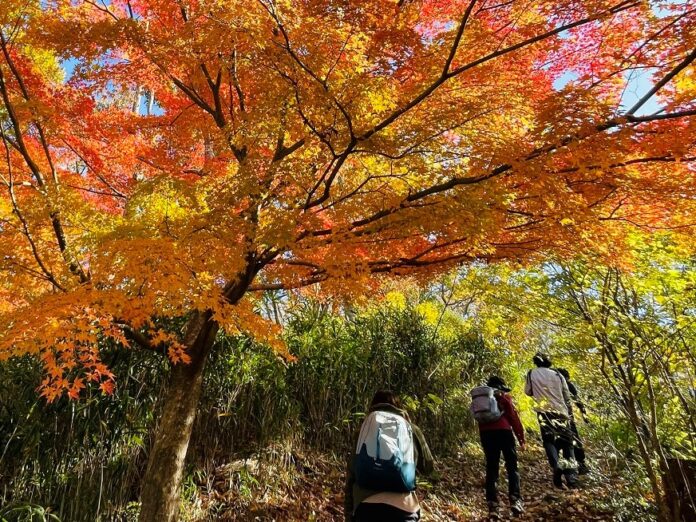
[597,339,670,522]
[138,311,219,522]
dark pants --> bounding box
[354,503,420,522]
[538,412,577,485]
[569,419,586,464]
[480,429,521,502]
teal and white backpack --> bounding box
[354,410,416,492]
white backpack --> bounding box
[471,386,504,423]
[354,410,416,492]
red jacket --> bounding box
[478,392,525,445]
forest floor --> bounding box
[191,444,640,521]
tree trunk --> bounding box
[138,311,219,522]
[136,259,259,521]
[664,458,696,522]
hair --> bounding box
[371,390,400,408]
[557,368,570,380]
[533,353,552,368]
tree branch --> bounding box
[0,60,88,283]
[442,0,478,75]
[358,0,640,143]
[0,126,65,291]
[116,322,166,355]
[626,46,696,116]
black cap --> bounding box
[487,375,511,392]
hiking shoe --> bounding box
[511,498,525,516]
[557,457,578,471]
[488,501,500,518]
[578,462,590,475]
[553,469,565,489]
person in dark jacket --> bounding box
[525,353,578,489]
[556,368,590,474]
[479,375,526,518]
[344,390,434,522]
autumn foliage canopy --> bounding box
[1,0,694,400]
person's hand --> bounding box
[519,443,527,452]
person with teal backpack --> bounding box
[472,376,526,518]
[344,390,434,522]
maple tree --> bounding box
[1,0,695,519]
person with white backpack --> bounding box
[344,390,433,522]
[471,375,526,518]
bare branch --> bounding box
[442,0,478,75]
[626,46,696,116]
[626,108,696,122]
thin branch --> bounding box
[0,43,89,283]
[260,0,356,147]
[63,140,127,199]
[229,49,246,113]
[84,0,120,21]
[442,0,478,75]
[626,47,696,116]
[116,322,163,355]
[358,0,640,143]
[626,108,696,122]
[248,273,328,291]
[1,127,65,291]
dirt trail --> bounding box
[199,446,625,521]
[422,448,616,521]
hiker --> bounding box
[471,375,526,518]
[344,390,434,522]
[525,353,578,489]
[556,368,590,474]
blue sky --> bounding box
[61,58,661,117]
[59,2,670,119]
[553,69,662,116]
[620,69,663,115]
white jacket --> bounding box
[525,367,571,417]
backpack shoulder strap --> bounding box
[493,390,505,408]
[555,370,572,411]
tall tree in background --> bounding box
[551,246,695,522]
[1,0,694,519]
